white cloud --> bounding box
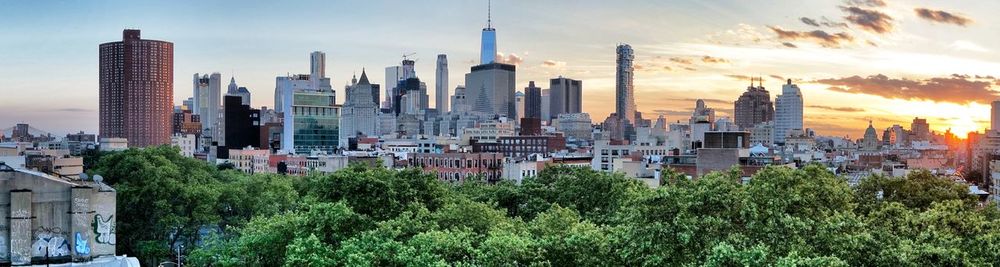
[948,40,990,53]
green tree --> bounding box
[91,146,222,265]
[284,234,336,267]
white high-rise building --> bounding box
[193,73,222,139]
[451,85,469,113]
[310,51,326,88]
[340,70,379,148]
[436,54,449,113]
[541,89,551,121]
[991,100,1000,133]
[385,65,403,109]
[774,79,803,145]
[515,91,525,122]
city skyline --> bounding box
[3,1,1000,137]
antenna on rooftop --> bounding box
[488,0,492,28]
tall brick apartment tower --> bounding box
[99,29,173,147]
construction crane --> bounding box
[402,52,418,63]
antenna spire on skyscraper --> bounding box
[487,0,492,28]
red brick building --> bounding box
[99,29,174,147]
[408,153,504,183]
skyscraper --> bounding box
[466,4,515,118]
[774,79,803,144]
[911,117,930,141]
[340,70,380,148]
[602,44,639,141]
[193,73,222,141]
[549,76,582,118]
[226,77,252,106]
[480,1,497,64]
[279,52,338,154]
[615,44,636,125]
[734,78,774,130]
[223,95,260,150]
[385,65,403,109]
[99,29,174,147]
[524,81,542,119]
[310,51,326,88]
[436,54,449,113]
[515,91,525,121]
[541,89,551,121]
[992,101,1000,133]
[465,63,516,117]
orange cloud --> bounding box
[815,74,998,104]
[769,26,854,48]
[914,8,972,26]
[840,6,894,33]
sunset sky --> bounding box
[2,0,998,138]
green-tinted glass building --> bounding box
[289,91,339,154]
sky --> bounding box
[2,0,999,138]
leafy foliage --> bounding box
[93,147,1000,266]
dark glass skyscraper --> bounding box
[524,81,542,119]
[99,29,174,147]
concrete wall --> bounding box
[0,170,116,265]
[696,148,740,177]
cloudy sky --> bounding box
[1,0,998,138]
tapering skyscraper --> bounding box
[465,0,515,118]
[99,29,174,147]
[774,79,803,144]
[615,44,636,125]
[436,54,449,113]
[480,1,497,64]
[601,44,638,141]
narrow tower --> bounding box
[480,0,497,64]
[436,54,449,113]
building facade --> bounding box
[774,79,803,144]
[615,44,636,125]
[409,153,504,183]
[436,54,449,113]
[339,70,380,148]
[549,76,582,118]
[193,73,222,141]
[734,79,774,130]
[524,82,542,120]
[465,63,516,118]
[99,29,173,147]
[556,113,592,141]
[223,95,261,150]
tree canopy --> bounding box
[91,146,1000,266]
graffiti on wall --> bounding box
[92,214,116,245]
[32,227,70,257]
[10,207,31,265]
[74,232,90,256]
